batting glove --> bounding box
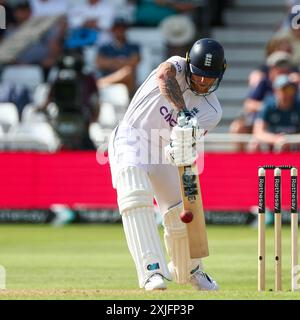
[164,117,199,167]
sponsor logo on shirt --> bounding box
[160,106,200,127]
[160,106,177,127]
[174,61,182,73]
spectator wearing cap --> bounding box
[229,51,296,151]
[247,38,294,89]
[96,18,140,96]
[253,74,300,151]
[67,0,116,47]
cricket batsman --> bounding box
[108,38,226,290]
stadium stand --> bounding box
[0,0,298,153]
[1,65,44,96]
[212,0,287,133]
[0,15,61,64]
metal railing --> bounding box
[205,134,300,152]
[0,132,299,153]
[0,134,60,152]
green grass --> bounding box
[0,224,299,300]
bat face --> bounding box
[176,110,209,258]
[181,166,198,201]
[178,164,209,258]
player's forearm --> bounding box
[157,62,186,112]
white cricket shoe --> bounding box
[144,274,167,291]
[189,267,219,291]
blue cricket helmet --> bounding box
[185,38,227,95]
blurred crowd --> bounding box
[4,1,300,154]
[230,1,300,152]
[0,0,229,151]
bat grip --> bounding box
[178,108,192,127]
[182,108,192,118]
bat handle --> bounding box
[178,108,191,127]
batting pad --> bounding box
[116,166,171,288]
[163,203,202,284]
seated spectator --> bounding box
[66,0,116,48]
[96,17,140,96]
[5,1,64,77]
[229,51,295,151]
[38,52,100,150]
[248,38,293,89]
[253,74,300,151]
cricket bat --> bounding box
[178,164,209,258]
[176,110,209,258]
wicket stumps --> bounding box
[258,165,298,292]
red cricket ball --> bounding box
[180,210,194,223]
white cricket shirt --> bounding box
[122,55,222,139]
[109,56,223,187]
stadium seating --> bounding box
[212,0,286,133]
[5,122,60,152]
[99,83,130,125]
[0,103,19,132]
[32,83,50,106]
[21,104,48,124]
[1,65,44,96]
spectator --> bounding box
[160,14,196,57]
[38,52,100,150]
[96,17,140,96]
[248,38,293,89]
[66,0,116,47]
[5,1,64,77]
[253,74,300,151]
[229,51,294,151]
